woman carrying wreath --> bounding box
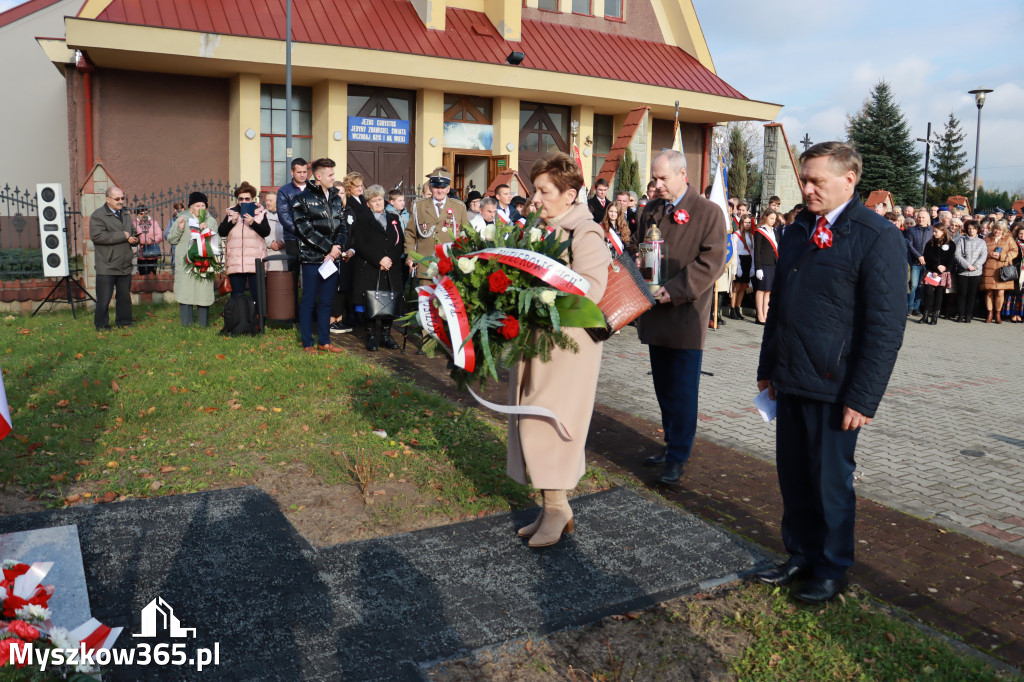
[508,153,610,548]
[167,192,219,327]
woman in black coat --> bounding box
[920,223,956,325]
[345,184,404,351]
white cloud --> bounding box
[694,0,1024,192]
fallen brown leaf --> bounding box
[97,491,117,503]
[111,380,120,393]
[159,466,176,473]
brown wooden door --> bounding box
[518,103,570,193]
[347,87,415,192]
[488,155,509,187]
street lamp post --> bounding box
[285,0,293,178]
[968,87,993,211]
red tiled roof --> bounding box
[0,0,68,29]
[596,106,649,185]
[92,0,747,100]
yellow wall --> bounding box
[312,79,347,165]
[492,95,520,173]
[485,0,521,40]
[229,73,261,187]
[411,0,446,30]
[416,89,445,182]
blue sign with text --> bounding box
[348,117,410,144]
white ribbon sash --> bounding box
[468,247,591,296]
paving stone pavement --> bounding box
[597,316,1024,556]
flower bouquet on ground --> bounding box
[1,560,122,680]
[403,211,605,391]
[183,209,224,282]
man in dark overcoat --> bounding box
[637,149,727,485]
[755,141,906,603]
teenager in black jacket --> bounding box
[919,223,956,325]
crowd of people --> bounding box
[716,197,1024,327]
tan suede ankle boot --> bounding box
[517,508,544,538]
[528,490,574,548]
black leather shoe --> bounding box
[643,451,667,468]
[380,334,398,350]
[657,461,683,485]
[791,577,848,604]
[755,560,810,586]
[365,332,378,352]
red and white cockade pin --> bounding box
[673,209,690,224]
[813,224,833,249]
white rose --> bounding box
[539,290,557,305]
[480,224,496,241]
[528,227,544,243]
[457,256,478,274]
[426,262,439,278]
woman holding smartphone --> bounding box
[219,181,269,311]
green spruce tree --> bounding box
[617,147,642,197]
[927,112,971,207]
[846,80,921,205]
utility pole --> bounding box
[916,122,935,207]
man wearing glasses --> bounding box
[90,186,139,330]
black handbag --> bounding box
[364,271,401,319]
[999,264,1018,282]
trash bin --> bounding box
[255,254,294,332]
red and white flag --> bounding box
[0,362,11,440]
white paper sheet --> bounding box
[318,259,338,279]
[754,388,777,423]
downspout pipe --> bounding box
[75,50,95,170]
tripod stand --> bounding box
[32,275,95,318]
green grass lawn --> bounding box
[0,303,550,517]
[1,304,1015,681]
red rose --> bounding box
[7,620,40,643]
[488,271,511,294]
[437,255,453,276]
[2,594,27,619]
[2,564,29,583]
[0,638,28,668]
[499,315,519,340]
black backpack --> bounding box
[221,296,259,336]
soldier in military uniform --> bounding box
[404,168,468,284]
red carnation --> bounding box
[499,315,519,340]
[2,564,29,582]
[488,271,511,294]
[437,255,453,275]
[0,638,28,668]
[3,594,28,619]
[7,620,40,643]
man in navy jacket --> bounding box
[755,141,906,603]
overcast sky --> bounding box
[4,0,1020,192]
[695,0,1024,193]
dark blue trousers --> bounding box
[649,345,703,465]
[776,391,860,580]
[300,263,337,347]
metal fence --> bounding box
[0,184,83,280]
[125,180,238,275]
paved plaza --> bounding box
[597,315,1024,555]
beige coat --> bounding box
[980,233,1019,291]
[507,203,610,490]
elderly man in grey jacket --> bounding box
[90,186,138,330]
